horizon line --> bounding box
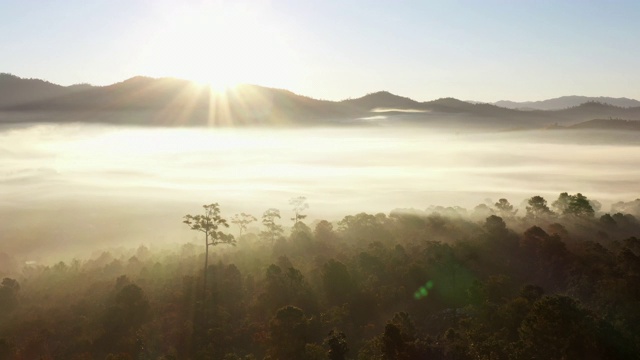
[2,72,639,105]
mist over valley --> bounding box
[2,122,639,262]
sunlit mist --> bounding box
[2,124,640,261]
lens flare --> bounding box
[414,280,434,300]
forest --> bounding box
[1,193,640,359]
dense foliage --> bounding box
[1,194,640,359]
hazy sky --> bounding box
[2,0,639,102]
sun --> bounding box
[140,2,299,91]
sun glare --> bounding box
[141,2,298,91]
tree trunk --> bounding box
[203,232,209,325]
[204,232,209,296]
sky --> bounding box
[1,0,639,102]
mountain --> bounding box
[341,91,421,110]
[551,102,640,123]
[0,73,93,108]
[495,96,640,110]
[569,119,640,131]
[2,74,640,130]
[0,75,361,126]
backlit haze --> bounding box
[2,124,640,261]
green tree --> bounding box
[261,208,284,243]
[290,196,309,224]
[183,203,235,297]
[567,193,595,217]
[552,192,594,217]
[495,198,517,217]
[526,195,554,219]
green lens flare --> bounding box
[413,280,434,300]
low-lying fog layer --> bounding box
[1,123,639,261]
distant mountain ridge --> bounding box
[2,73,640,130]
[495,96,640,110]
[568,119,640,131]
[0,73,95,108]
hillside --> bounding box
[569,118,640,131]
[495,95,640,110]
[341,91,421,110]
[0,73,91,108]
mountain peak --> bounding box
[342,91,419,110]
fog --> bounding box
[2,123,639,261]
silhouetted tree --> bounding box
[553,192,594,217]
[261,208,283,243]
[338,212,390,245]
[231,212,257,239]
[552,192,572,214]
[495,198,517,218]
[380,314,424,360]
[567,193,595,217]
[472,203,495,219]
[526,195,554,219]
[183,203,235,297]
[484,215,507,236]
[600,213,617,227]
[289,196,309,224]
[314,220,337,242]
